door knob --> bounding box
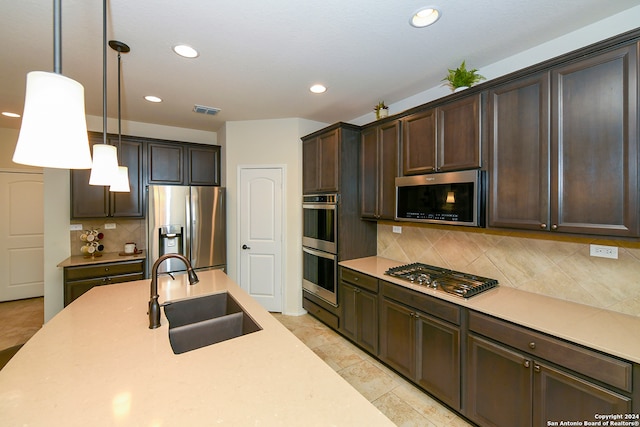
[242,244,251,250]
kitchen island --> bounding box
[0,270,394,426]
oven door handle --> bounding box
[302,203,336,210]
[302,246,337,260]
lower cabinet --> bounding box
[379,282,461,410]
[63,259,145,306]
[466,311,633,427]
[339,267,378,354]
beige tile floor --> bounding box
[0,297,44,350]
[272,312,473,427]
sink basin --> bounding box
[163,292,262,354]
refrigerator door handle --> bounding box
[185,192,192,263]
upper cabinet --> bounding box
[402,94,482,175]
[489,44,639,237]
[71,133,144,219]
[360,120,401,220]
[72,134,221,219]
[302,123,360,194]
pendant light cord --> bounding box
[102,0,108,145]
[53,0,61,74]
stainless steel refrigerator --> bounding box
[147,185,226,276]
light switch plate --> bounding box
[104,223,116,230]
[392,226,402,234]
[589,244,618,259]
[69,224,83,231]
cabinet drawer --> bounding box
[381,281,460,325]
[303,297,339,330]
[339,267,378,293]
[469,311,632,392]
[65,260,145,281]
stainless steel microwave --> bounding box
[395,170,485,227]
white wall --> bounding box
[349,5,640,125]
[222,118,326,315]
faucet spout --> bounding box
[149,253,199,329]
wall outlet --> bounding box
[69,224,83,231]
[589,244,618,259]
[392,226,402,234]
[104,223,116,230]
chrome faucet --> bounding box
[148,253,199,329]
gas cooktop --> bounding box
[385,262,498,298]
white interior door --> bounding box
[0,172,44,301]
[239,167,283,312]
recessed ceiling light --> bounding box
[173,44,199,58]
[410,7,440,28]
[144,95,162,103]
[310,84,327,94]
[1,111,21,118]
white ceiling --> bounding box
[1,0,639,133]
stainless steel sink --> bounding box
[163,292,262,354]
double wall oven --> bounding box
[302,194,338,306]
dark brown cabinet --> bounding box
[489,45,639,236]
[71,133,144,219]
[188,145,221,186]
[63,258,145,306]
[360,120,400,220]
[379,281,461,410]
[466,311,633,427]
[147,141,184,185]
[339,267,378,354]
[402,94,481,175]
[302,128,339,193]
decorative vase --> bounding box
[376,108,389,120]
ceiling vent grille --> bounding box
[193,104,221,115]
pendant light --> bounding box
[89,0,120,186]
[12,0,92,169]
[109,40,131,193]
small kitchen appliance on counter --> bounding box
[385,262,498,298]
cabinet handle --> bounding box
[534,364,541,373]
[523,360,530,368]
[551,224,558,230]
[104,267,109,271]
[540,223,547,229]
[353,277,359,281]
[529,342,536,349]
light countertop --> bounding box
[0,270,393,426]
[340,256,640,365]
[57,251,146,268]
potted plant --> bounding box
[442,60,485,92]
[374,101,389,119]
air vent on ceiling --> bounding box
[193,104,221,115]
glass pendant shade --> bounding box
[13,71,92,169]
[89,144,119,185]
[109,166,130,192]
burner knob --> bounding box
[431,280,438,289]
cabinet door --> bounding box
[378,121,401,219]
[317,130,339,192]
[438,94,482,171]
[188,145,220,186]
[360,127,378,219]
[302,137,319,194]
[488,73,550,230]
[533,362,631,426]
[379,298,416,379]
[110,136,144,217]
[551,45,639,236]
[147,141,184,184]
[402,109,437,175]
[71,134,109,219]
[339,282,358,341]
[356,288,378,354]
[466,334,533,427]
[416,314,461,410]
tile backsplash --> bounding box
[70,219,146,257]
[378,222,640,318]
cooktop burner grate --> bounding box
[385,262,498,298]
